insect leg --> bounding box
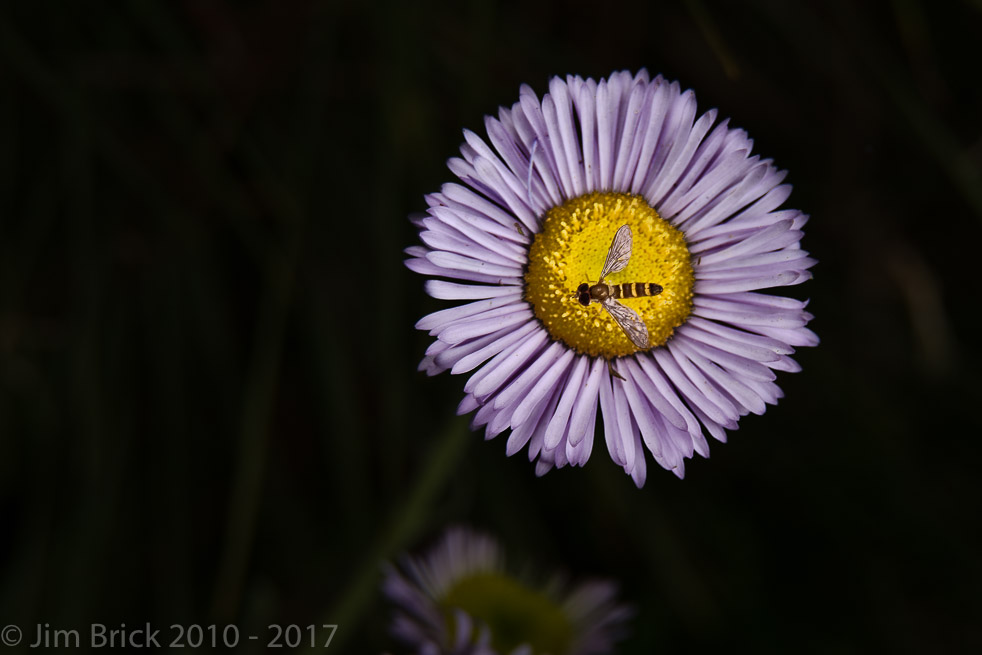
[607,359,626,381]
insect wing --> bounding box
[598,224,633,281]
[602,299,650,349]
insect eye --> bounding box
[577,283,589,293]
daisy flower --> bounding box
[382,527,631,655]
[406,70,816,486]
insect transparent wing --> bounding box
[602,299,650,349]
[599,224,633,280]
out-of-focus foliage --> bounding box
[1,1,980,652]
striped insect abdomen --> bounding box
[610,282,664,299]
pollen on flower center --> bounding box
[524,192,694,358]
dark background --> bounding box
[2,0,980,653]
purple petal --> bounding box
[626,414,647,487]
[638,96,711,199]
[694,270,806,294]
[673,331,777,382]
[437,308,533,345]
[611,82,652,191]
[684,316,794,355]
[565,414,595,466]
[463,328,546,396]
[468,330,550,400]
[650,117,729,206]
[420,224,519,268]
[672,338,766,415]
[527,385,563,463]
[622,358,687,430]
[457,393,480,415]
[493,343,571,417]
[610,376,639,472]
[654,347,737,425]
[567,357,605,448]
[450,320,539,374]
[618,371,664,459]
[598,372,626,467]
[438,183,533,241]
[692,219,800,264]
[544,354,591,450]
[416,294,523,331]
[634,356,708,447]
[569,75,600,190]
[692,295,811,329]
[424,280,522,300]
[427,207,528,261]
[660,148,754,220]
[696,249,815,275]
[546,77,585,196]
[751,324,820,347]
[518,85,564,202]
[505,386,552,456]
[425,300,529,333]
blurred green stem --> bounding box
[299,416,469,655]
[209,243,299,622]
[684,0,741,80]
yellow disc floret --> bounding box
[524,192,694,358]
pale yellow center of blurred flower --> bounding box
[442,572,571,655]
[524,192,694,358]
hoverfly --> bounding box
[575,224,663,350]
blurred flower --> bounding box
[382,527,630,655]
[407,70,816,486]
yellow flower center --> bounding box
[524,192,694,358]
